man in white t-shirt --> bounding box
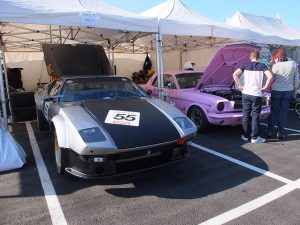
[233,51,273,143]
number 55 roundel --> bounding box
[105,110,140,126]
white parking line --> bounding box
[198,179,300,225]
[191,143,292,184]
[260,123,300,133]
[26,122,67,225]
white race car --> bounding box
[34,44,197,178]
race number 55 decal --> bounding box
[105,110,140,126]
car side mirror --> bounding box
[146,89,153,96]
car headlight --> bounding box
[79,127,107,143]
[174,117,194,130]
[217,102,225,111]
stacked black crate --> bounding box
[7,68,36,122]
[10,92,37,122]
[7,68,23,90]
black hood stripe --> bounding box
[82,98,181,149]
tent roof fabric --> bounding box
[140,0,252,41]
[0,0,157,32]
[0,0,158,52]
[226,11,300,46]
[1,0,300,53]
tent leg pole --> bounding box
[59,25,62,44]
[49,25,53,43]
[112,48,115,75]
[108,40,111,65]
[156,33,164,100]
[179,50,183,70]
[0,39,8,131]
[159,34,164,100]
[1,45,14,126]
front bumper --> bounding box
[207,107,270,126]
[63,141,190,178]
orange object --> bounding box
[50,75,57,81]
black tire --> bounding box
[10,92,35,107]
[8,80,23,89]
[188,106,209,132]
[53,129,66,174]
[12,105,37,122]
[295,102,300,116]
[7,68,23,73]
[7,71,22,81]
[36,109,50,131]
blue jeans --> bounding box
[242,94,262,139]
[267,90,293,134]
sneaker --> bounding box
[251,136,266,143]
[241,134,249,141]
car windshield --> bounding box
[60,77,147,102]
[176,72,203,89]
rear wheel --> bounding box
[53,129,66,174]
[188,106,209,132]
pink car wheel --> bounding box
[188,106,209,132]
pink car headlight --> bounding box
[217,102,225,112]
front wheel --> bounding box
[37,109,50,131]
[53,129,66,174]
[188,106,209,132]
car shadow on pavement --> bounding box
[0,121,273,201]
[103,147,268,199]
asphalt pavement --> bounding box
[0,111,299,225]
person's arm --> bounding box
[261,70,273,91]
[232,68,243,90]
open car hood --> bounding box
[196,44,260,89]
[42,44,112,77]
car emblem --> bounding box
[147,150,151,156]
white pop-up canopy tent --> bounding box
[0,0,158,52]
[140,0,257,52]
[0,0,159,172]
[226,11,300,46]
[138,0,261,79]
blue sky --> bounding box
[102,0,300,31]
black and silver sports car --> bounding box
[34,44,197,178]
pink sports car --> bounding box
[141,44,271,131]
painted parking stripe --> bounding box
[260,123,300,133]
[198,179,300,225]
[191,143,292,184]
[26,122,67,225]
